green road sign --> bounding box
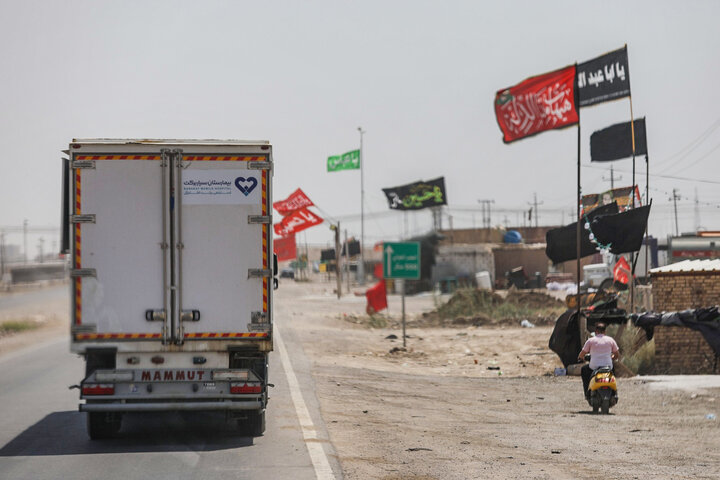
[383,242,420,279]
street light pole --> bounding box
[358,127,366,285]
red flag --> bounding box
[273,207,323,236]
[494,65,578,143]
[273,188,314,216]
[273,234,297,262]
[365,279,387,314]
[613,257,631,285]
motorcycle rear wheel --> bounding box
[601,397,610,414]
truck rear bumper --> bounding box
[80,401,262,413]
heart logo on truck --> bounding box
[235,176,258,196]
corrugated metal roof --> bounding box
[650,259,720,274]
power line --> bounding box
[654,117,720,170]
[583,164,720,185]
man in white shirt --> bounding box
[577,322,620,400]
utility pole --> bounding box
[671,188,681,236]
[527,193,543,228]
[23,219,28,264]
[331,222,342,298]
[357,127,366,285]
[694,187,701,232]
[344,229,350,291]
[477,199,494,229]
[0,231,5,279]
[38,237,45,263]
[602,164,622,189]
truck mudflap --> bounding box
[80,368,266,413]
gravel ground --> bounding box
[277,278,720,480]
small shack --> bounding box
[650,260,720,374]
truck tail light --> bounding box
[230,382,262,394]
[82,384,115,395]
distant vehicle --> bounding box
[583,263,611,288]
[280,267,295,279]
[63,139,276,439]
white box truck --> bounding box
[61,139,275,439]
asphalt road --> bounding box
[0,289,341,480]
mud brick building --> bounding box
[651,260,720,374]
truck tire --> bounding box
[87,412,121,440]
[239,411,265,437]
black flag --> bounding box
[590,118,647,162]
[545,202,620,264]
[578,46,631,107]
[591,203,652,255]
[382,177,447,211]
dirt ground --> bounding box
[2,279,719,479]
[0,281,68,356]
[276,278,720,480]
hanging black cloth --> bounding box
[545,202,619,264]
[591,203,651,255]
[549,309,583,368]
[632,306,720,355]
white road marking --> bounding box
[274,324,336,480]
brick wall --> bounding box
[651,272,720,374]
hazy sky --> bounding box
[2,0,720,250]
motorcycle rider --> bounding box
[577,322,619,400]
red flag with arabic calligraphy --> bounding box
[273,207,323,236]
[273,234,297,262]
[494,65,578,143]
[273,188,314,216]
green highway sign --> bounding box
[383,242,420,280]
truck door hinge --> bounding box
[72,160,96,169]
[71,214,96,224]
[248,215,271,224]
[248,269,273,279]
[71,268,97,278]
[72,324,97,334]
[247,161,272,171]
[251,311,267,323]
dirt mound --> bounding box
[415,288,566,328]
[504,289,566,309]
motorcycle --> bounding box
[587,366,618,414]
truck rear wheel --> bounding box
[238,411,265,437]
[87,412,121,440]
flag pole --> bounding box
[626,44,637,312]
[358,127,366,285]
[575,63,582,321]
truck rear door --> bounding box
[176,153,271,341]
[71,153,166,341]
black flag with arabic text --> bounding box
[577,46,631,107]
[382,177,447,211]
